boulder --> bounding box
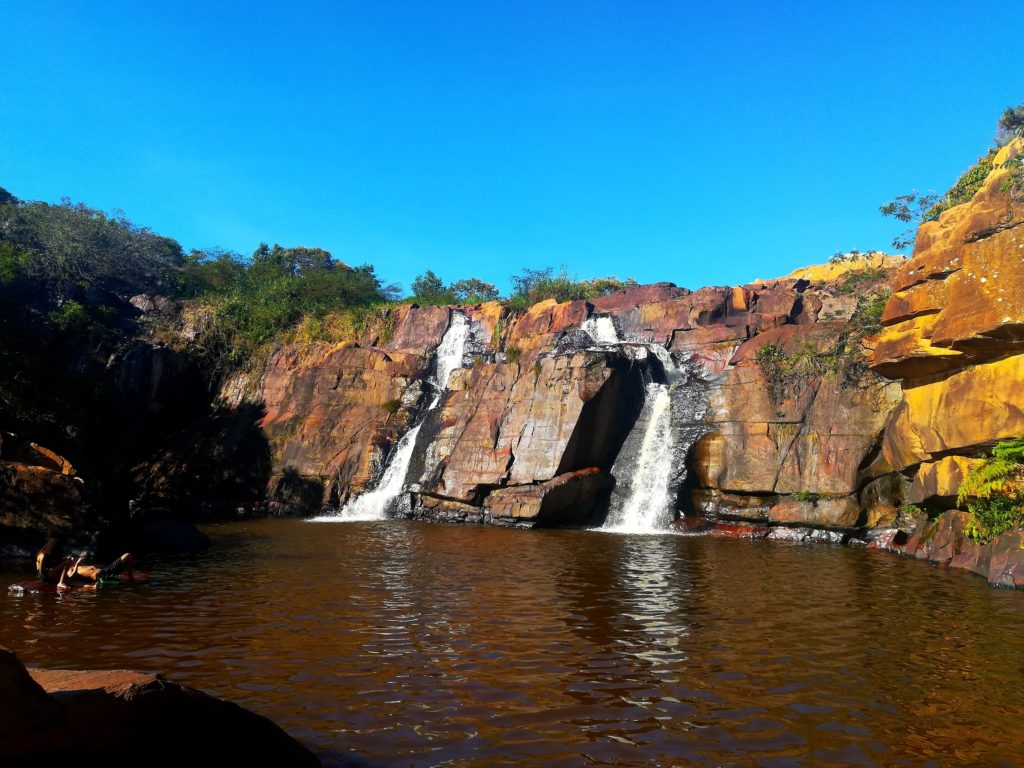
[485,467,613,525]
[0,648,319,764]
[768,497,861,529]
[897,511,1024,589]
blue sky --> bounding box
[1,2,1022,294]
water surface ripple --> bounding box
[3,520,1024,766]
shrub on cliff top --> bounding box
[881,104,1024,250]
[996,104,1024,146]
[958,438,1024,541]
[506,266,636,312]
[409,272,500,306]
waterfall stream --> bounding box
[602,383,676,533]
[313,312,470,522]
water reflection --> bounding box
[3,521,1024,767]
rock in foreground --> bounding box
[0,647,320,765]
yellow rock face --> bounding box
[781,253,906,284]
[871,138,1024,382]
[873,138,1024,475]
[882,353,1024,468]
[908,456,984,505]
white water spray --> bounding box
[602,383,676,533]
[313,312,470,522]
[582,315,620,346]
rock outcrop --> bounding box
[870,139,1024,502]
[0,434,90,552]
[409,350,644,524]
[861,138,1024,584]
[0,647,319,764]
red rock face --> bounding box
[226,255,905,530]
[260,343,430,507]
[386,306,451,352]
[877,511,1024,589]
[413,352,639,512]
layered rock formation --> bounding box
[863,138,1024,584]
[871,141,1023,488]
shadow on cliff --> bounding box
[131,401,275,522]
[541,355,647,527]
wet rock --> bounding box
[767,526,846,544]
[898,511,1024,588]
[689,488,776,521]
[702,521,770,539]
[864,527,908,550]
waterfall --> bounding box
[602,350,709,534]
[602,383,676,533]
[582,315,620,346]
[312,312,470,522]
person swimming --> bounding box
[34,539,135,591]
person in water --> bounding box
[35,539,135,590]
[35,539,71,584]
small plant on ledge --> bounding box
[381,398,402,414]
[793,491,820,504]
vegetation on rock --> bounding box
[754,289,889,402]
[880,104,1024,249]
[506,266,636,311]
[957,438,1024,542]
[410,271,500,305]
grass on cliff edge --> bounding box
[958,438,1024,542]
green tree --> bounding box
[996,104,1024,146]
[450,277,499,303]
[411,270,454,304]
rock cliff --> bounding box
[227,255,904,531]
[865,138,1024,584]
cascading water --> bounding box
[313,312,470,522]
[602,383,676,533]
[601,347,709,534]
[582,315,620,346]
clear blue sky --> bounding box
[1,2,1022,294]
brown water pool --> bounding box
[3,519,1023,766]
